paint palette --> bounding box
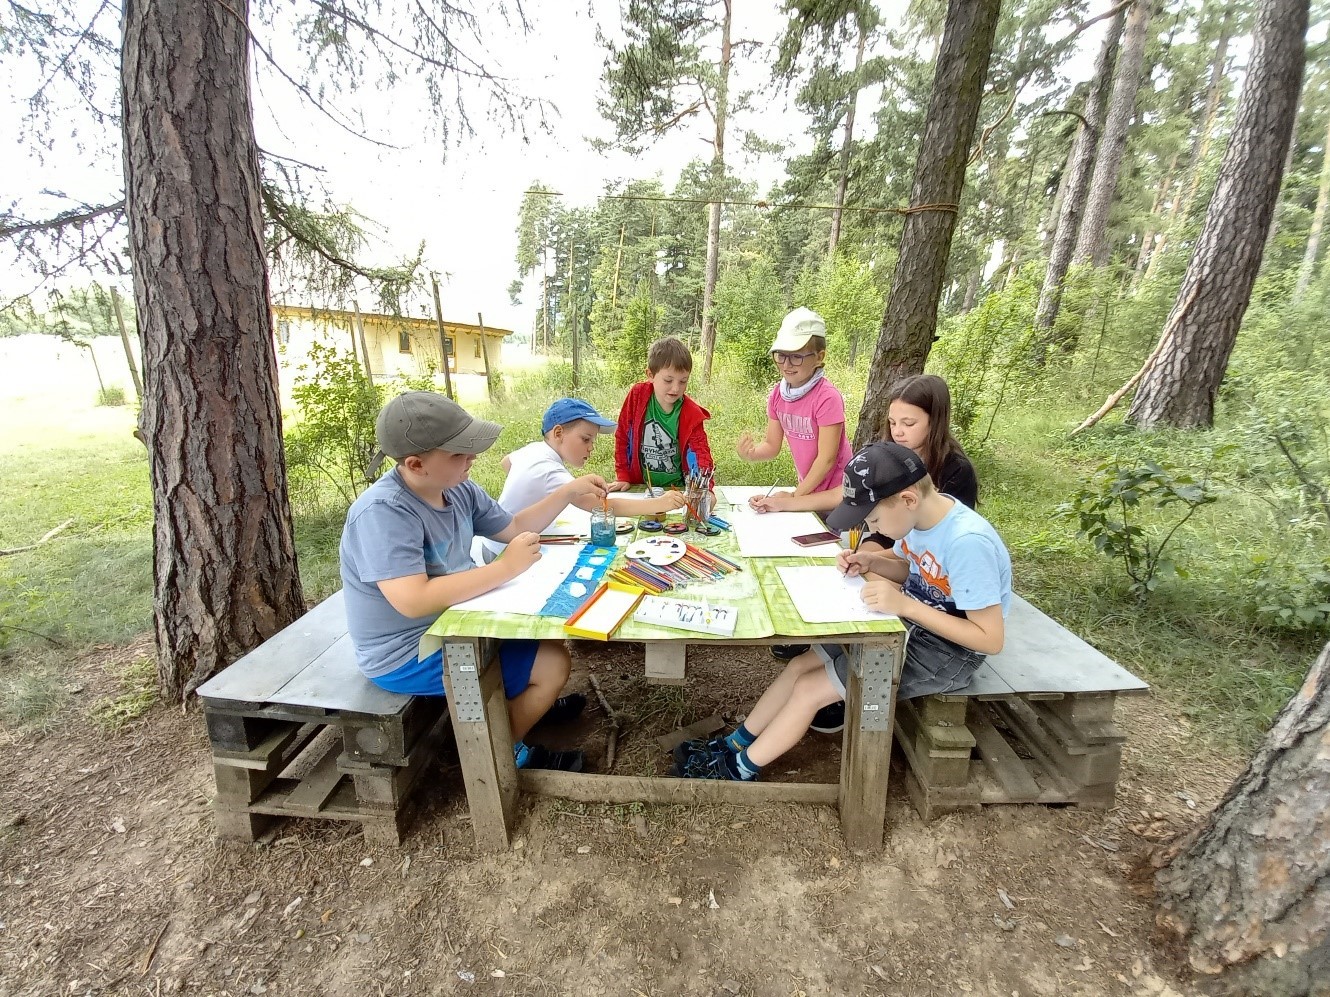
[624,536,686,566]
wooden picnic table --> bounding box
[421,501,906,854]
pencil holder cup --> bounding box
[589,508,617,547]
[684,484,712,531]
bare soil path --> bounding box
[1,640,1239,997]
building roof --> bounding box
[273,303,512,338]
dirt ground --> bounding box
[0,638,1243,997]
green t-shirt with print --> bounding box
[642,394,683,486]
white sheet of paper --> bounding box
[730,508,841,558]
[449,545,592,615]
[718,485,795,506]
[776,566,896,624]
[542,503,591,537]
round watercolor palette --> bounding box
[624,536,686,565]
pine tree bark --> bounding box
[1153,642,1330,996]
[853,0,1000,447]
[1294,112,1330,296]
[1128,0,1308,430]
[122,0,305,700]
[699,0,731,382]
[1031,10,1126,361]
[1071,0,1153,269]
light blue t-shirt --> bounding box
[893,500,1012,620]
[339,468,512,677]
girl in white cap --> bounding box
[735,307,853,516]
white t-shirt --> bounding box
[478,440,574,559]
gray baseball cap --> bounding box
[825,441,929,531]
[375,391,503,458]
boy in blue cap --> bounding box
[674,440,1011,781]
[341,392,608,772]
[481,397,685,560]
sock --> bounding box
[731,748,761,781]
[724,724,756,753]
[513,740,531,768]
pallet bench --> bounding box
[195,591,449,846]
[892,594,1149,820]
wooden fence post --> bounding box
[430,276,455,400]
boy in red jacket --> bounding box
[609,336,714,491]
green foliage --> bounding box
[96,384,126,407]
[1057,459,1220,599]
[600,283,662,387]
[1247,557,1330,635]
[713,258,785,387]
[285,341,383,510]
[791,252,882,366]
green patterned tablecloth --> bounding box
[424,493,903,643]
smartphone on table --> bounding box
[792,531,841,548]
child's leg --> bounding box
[744,664,842,768]
[506,640,571,742]
[742,650,826,737]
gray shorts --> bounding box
[816,623,984,701]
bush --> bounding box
[1056,458,1219,599]
[96,384,127,407]
[1247,556,1330,635]
[713,258,785,387]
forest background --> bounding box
[3,0,1329,745]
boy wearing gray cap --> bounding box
[340,391,608,772]
[675,440,1011,781]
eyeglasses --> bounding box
[772,351,816,367]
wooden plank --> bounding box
[519,770,838,805]
[196,592,348,705]
[644,643,687,686]
[960,660,1016,698]
[210,723,309,771]
[969,710,1042,801]
[282,740,345,815]
[839,641,900,852]
[656,714,725,754]
[989,700,1078,796]
[444,639,516,854]
[271,634,413,715]
[985,595,1149,696]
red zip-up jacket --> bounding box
[613,381,714,485]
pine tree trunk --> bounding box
[960,266,982,313]
[1294,113,1330,296]
[1128,0,1308,430]
[828,20,868,258]
[853,0,999,447]
[1153,642,1330,996]
[122,0,305,701]
[1072,0,1153,269]
[699,0,731,382]
[1031,10,1125,361]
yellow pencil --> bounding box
[849,527,863,551]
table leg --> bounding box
[644,642,687,685]
[838,637,903,852]
[442,638,520,853]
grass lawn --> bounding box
[1,362,1323,750]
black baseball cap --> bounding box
[825,441,928,531]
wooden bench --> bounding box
[195,591,449,846]
[892,594,1149,820]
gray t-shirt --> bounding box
[339,467,512,677]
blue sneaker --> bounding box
[673,743,745,780]
[671,736,729,774]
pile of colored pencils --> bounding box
[609,543,741,594]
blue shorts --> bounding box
[369,639,540,699]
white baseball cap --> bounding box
[770,307,827,353]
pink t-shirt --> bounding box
[766,377,853,493]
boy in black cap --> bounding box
[675,441,1011,781]
[340,391,608,772]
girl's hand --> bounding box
[607,480,631,493]
[748,490,791,513]
[736,432,759,460]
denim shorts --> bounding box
[816,623,984,701]
[369,639,539,699]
